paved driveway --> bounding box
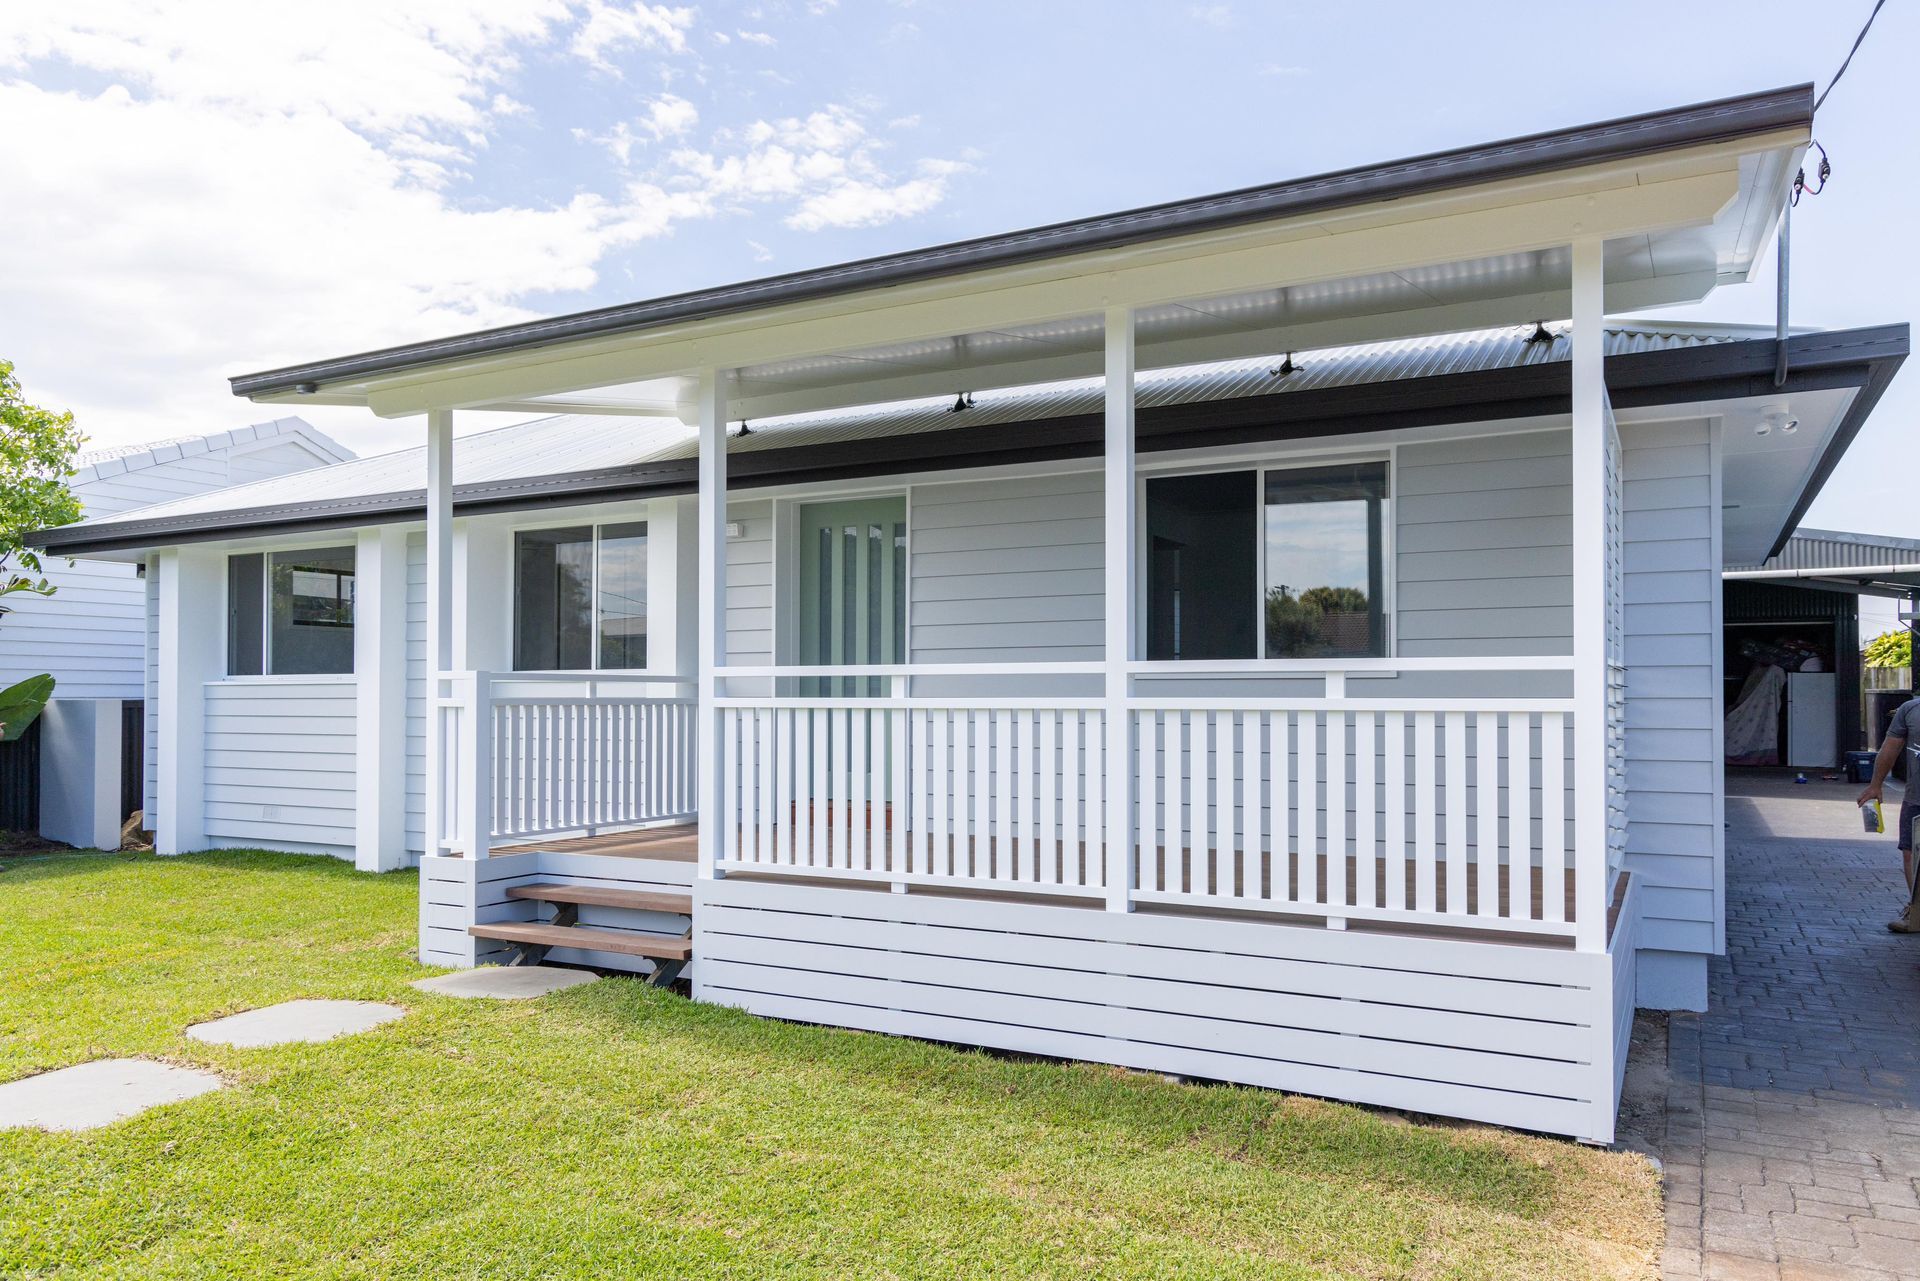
[1628,772,1920,1280]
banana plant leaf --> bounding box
[0,674,55,742]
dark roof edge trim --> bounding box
[230,84,1814,400]
[1766,330,1909,560]
[48,324,1901,557]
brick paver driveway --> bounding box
[1628,771,1920,1280]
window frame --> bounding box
[509,518,651,673]
[1136,450,1395,663]
[224,540,359,678]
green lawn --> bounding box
[0,849,1660,1279]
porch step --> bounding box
[469,920,692,961]
[506,883,692,915]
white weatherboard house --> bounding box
[6,420,349,848]
[36,85,1910,1143]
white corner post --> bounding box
[354,524,410,871]
[154,546,223,855]
[694,370,728,880]
[1570,240,1608,952]
[1103,305,1136,912]
[423,408,457,859]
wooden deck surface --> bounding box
[495,821,1621,942]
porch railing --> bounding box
[712,660,1590,940]
[433,671,696,858]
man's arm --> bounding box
[1858,732,1906,806]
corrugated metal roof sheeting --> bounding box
[665,322,1750,460]
[73,321,1749,532]
[75,413,694,529]
[1729,526,1920,573]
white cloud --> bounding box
[569,1,694,68]
[736,29,776,46]
[663,106,965,230]
[747,239,773,262]
[0,1,965,453]
[1187,4,1232,28]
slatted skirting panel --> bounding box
[696,877,1625,1142]
[490,698,695,841]
[715,701,1109,896]
[1131,704,1577,935]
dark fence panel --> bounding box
[0,718,42,832]
[121,700,145,824]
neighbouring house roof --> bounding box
[229,85,1814,404]
[35,319,1907,562]
[70,417,353,485]
[1726,527,1920,596]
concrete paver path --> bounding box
[186,999,406,1047]
[1629,773,1920,1280]
[0,1060,223,1132]
[413,965,598,1000]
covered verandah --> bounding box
[230,85,1815,1140]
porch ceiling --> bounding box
[231,86,1810,420]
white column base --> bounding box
[37,698,125,851]
[1635,948,1708,1012]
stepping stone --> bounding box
[186,1000,406,1047]
[412,966,598,1000]
[0,1059,223,1132]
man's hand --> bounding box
[1858,782,1884,807]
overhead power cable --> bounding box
[1814,0,1886,113]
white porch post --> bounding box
[695,370,727,880]
[423,408,455,857]
[1570,240,1608,951]
[353,524,410,871]
[154,546,222,855]
[1103,305,1136,912]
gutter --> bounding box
[228,84,1814,401]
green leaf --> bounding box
[0,672,54,741]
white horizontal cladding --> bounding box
[431,669,699,856]
[201,677,357,857]
[694,877,1620,1141]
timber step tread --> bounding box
[506,883,692,914]
[469,921,692,961]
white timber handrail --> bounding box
[713,683,1590,941]
[432,670,697,857]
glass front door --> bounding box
[796,497,907,696]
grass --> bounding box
[0,849,1661,1279]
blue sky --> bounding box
[1,1,1913,541]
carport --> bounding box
[1723,528,1920,767]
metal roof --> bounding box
[71,417,351,484]
[44,318,1869,558]
[1726,527,1920,596]
[229,85,1813,402]
[678,321,1758,460]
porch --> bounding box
[274,89,1824,1145]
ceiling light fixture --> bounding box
[1523,322,1555,346]
[1269,353,1298,378]
[949,392,975,413]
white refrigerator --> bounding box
[1786,671,1837,768]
